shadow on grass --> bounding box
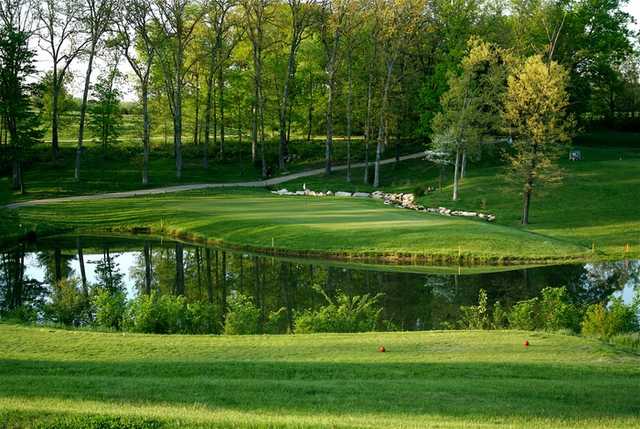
[0,359,638,420]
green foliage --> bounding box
[581,297,639,339]
[93,254,125,293]
[491,301,508,329]
[124,291,186,334]
[44,279,90,326]
[92,288,127,330]
[88,69,123,154]
[539,287,580,332]
[263,307,289,334]
[508,297,540,331]
[294,288,384,334]
[184,301,219,334]
[503,55,574,223]
[459,288,490,329]
[608,332,640,352]
[223,294,261,335]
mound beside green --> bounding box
[0,324,638,428]
[9,189,589,263]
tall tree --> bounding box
[202,0,240,167]
[36,0,86,158]
[0,0,41,193]
[152,0,202,179]
[74,0,117,181]
[372,0,420,188]
[431,38,507,201]
[277,0,315,170]
[117,0,156,185]
[503,55,574,225]
[319,0,352,175]
[242,0,270,177]
[88,64,122,157]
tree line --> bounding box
[0,0,637,217]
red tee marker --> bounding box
[524,340,530,347]
[378,345,386,353]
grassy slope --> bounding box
[1,142,638,261]
[0,324,638,428]
[6,188,589,263]
[284,145,640,259]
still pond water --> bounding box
[1,234,638,330]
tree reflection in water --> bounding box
[1,235,638,332]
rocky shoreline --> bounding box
[271,188,496,222]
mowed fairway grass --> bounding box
[6,189,590,263]
[0,324,638,428]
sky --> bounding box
[33,1,640,102]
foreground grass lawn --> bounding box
[3,188,590,263]
[0,324,638,428]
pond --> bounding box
[1,234,638,331]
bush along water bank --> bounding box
[4,274,638,351]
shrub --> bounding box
[413,186,426,197]
[459,289,490,329]
[581,297,638,339]
[1,305,37,323]
[263,307,289,334]
[609,332,640,352]
[539,287,580,332]
[492,301,508,329]
[508,297,540,331]
[184,302,219,334]
[224,294,261,335]
[124,292,187,334]
[294,289,384,334]
[45,279,91,326]
[93,289,127,330]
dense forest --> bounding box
[0,0,638,198]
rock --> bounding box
[275,188,289,195]
[371,191,385,199]
[295,190,305,195]
[383,200,392,205]
[401,193,415,205]
[335,191,352,197]
[353,192,370,198]
[487,215,496,222]
[326,191,333,196]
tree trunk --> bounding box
[374,62,394,188]
[175,243,184,295]
[11,159,23,193]
[205,248,213,303]
[346,49,353,183]
[142,84,150,185]
[143,242,152,294]
[460,149,466,180]
[325,76,335,175]
[306,73,313,143]
[204,65,214,169]
[75,45,96,181]
[452,147,460,201]
[522,181,532,225]
[218,65,225,159]
[77,238,87,294]
[251,91,257,162]
[174,41,184,179]
[279,41,297,170]
[364,72,373,184]
[193,72,200,146]
[51,69,60,158]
